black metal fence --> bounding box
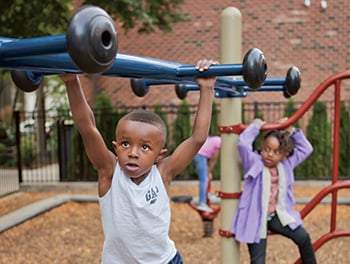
[0,99,349,192]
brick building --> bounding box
[81,0,350,109]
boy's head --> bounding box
[260,130,293,168]
[113,110,168,182]
[119,109,167,145]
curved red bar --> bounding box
[219,70,350,134]
[218,71,350,263]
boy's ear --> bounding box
[156,148,168,162]
[112,141,117,153]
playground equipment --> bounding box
[171,174,221,237]
[0,6,267,93]
[218,71,350,264]
[130,66,301,99]
[168,66,301,237]
[0,4,268,240]
[3,3,349,263]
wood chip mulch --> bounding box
[1,183,350,264]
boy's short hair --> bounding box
[120,109,167,143]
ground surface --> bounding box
[1,181,350,264]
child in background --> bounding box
[193,135,221,212]
[60,58,217,264]
[231,118,317,264]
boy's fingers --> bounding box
[196,59,219,71]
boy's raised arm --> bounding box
[158,60,217,184]
[60,75,116,196]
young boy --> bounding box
[231,118,317,264]
[59,59,217,263]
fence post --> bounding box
[13,110,22,183]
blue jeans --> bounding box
[248,214,317,264]
[193,154,208,204]
[168,251,183,264]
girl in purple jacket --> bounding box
[231,118,317,263]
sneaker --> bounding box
[208,192,216,200]
[197,203,213,213]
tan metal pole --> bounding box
[220,7,242,264]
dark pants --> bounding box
[168,251,183,264]
[248,215,317,264]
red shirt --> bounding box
[268,167,279,213]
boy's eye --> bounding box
[275,150,280,155]
[121,142,129,148]
[142,145,150,151]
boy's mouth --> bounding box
[125,163,139,172]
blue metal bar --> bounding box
[181,83,284,93]
[176,64,243,77]
[104,53,245,80]
[0,53,79,74]
[0,35,67,59]
[0,52,247,80]
[217,76,286,86]
[131,76,288,91]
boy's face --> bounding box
[113,119,167,184]
[260,136,288,168]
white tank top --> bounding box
[98,163,177,263]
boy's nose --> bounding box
[128,146,139,157]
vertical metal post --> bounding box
[14,110,23,183]
[220,7,242,264]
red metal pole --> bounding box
[330,79,341,231]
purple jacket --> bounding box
[230,123,313,243]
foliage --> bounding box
[154,103,170,149]
[0,143,6,165]
[0,0,72,38]
[0,142,16,168]
[301,101,332,179]
[95,92,119,153]
[209,101,220,180]
[21,135,37,168]
[171,100,194,179]
[339,101,350,177]
[172,100,192,149]
[0,0,187,38]
[44,77,70,117]
[69,128,96,180]
[209,100,219,136]
[252,102,264,152]
[86,0,188,34]
[283,98,300,128]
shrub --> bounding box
[302,101,332,179]
[339,101,350,178]
[171,100,194,179]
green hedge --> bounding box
[68,93,349,181]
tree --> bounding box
[154,103,170,149]
[0,1,71,38]
[209,101,220,179]
[339,101,350,178]
[171,100,194,179]
[283,98,300,128]
[0,0,188,38]
[95,92,120,153]
[303,101,332,179]
[209,100,219,136]
[0,0,188,170]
